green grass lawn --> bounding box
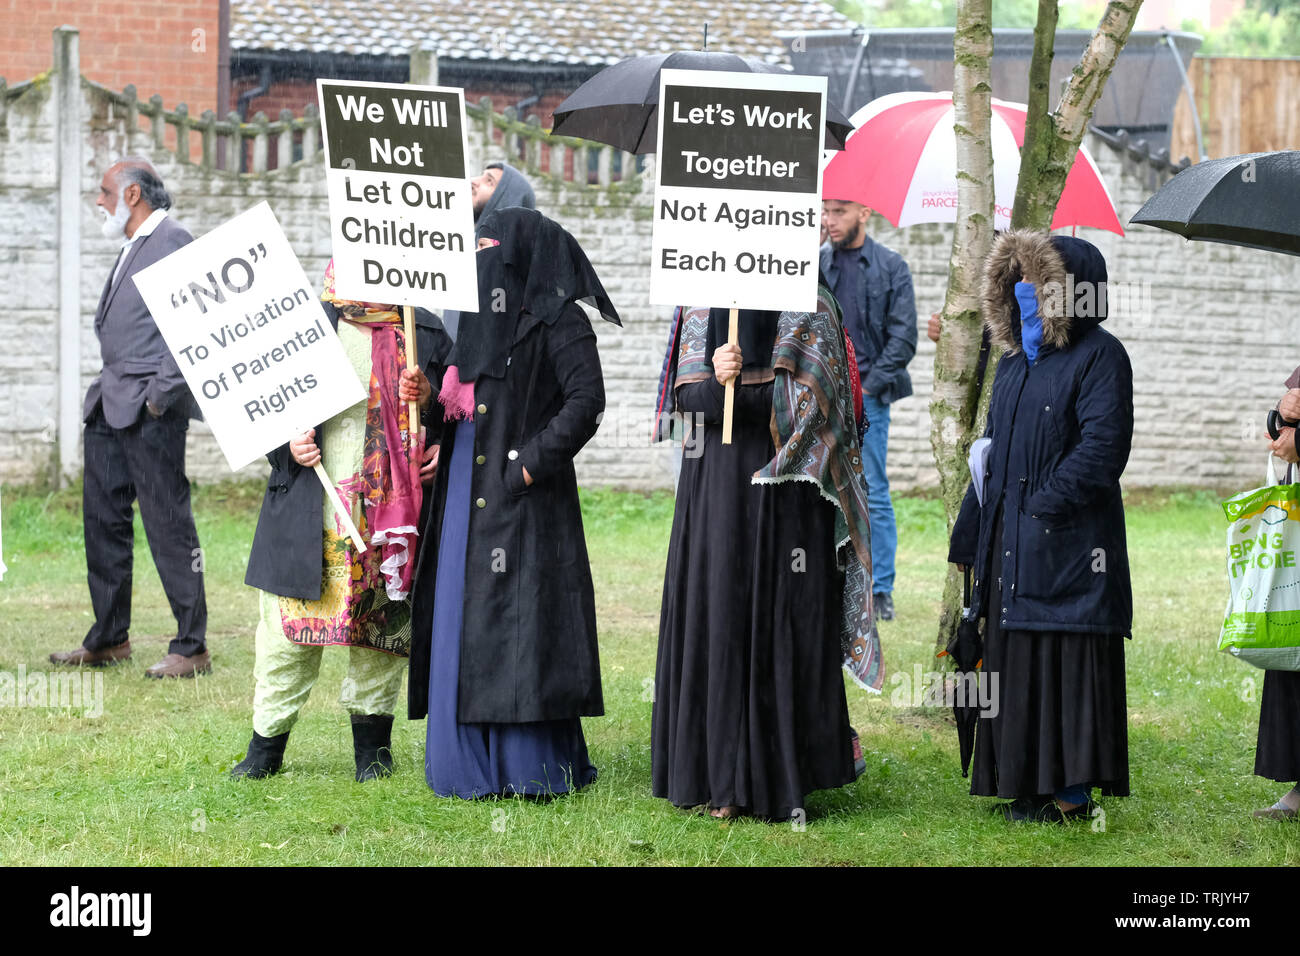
[0,481,1296,866]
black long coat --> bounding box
[244,305,442,600]
[407,302,606,724]
[949,231,1133,636]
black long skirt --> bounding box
[651,411,856,820]
[1255,670,1300,783]
[970,512,1131,799]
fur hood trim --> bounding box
[981,230,1070,354]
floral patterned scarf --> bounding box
[321,259,423,601]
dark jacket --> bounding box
[407,302,605,724]
[949,231,1133,636]
[819,236,917,404]
[85,213,203,426]
[243,304,442,600]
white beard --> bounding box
[100,197,129,240]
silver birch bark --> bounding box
[932,0,995,654]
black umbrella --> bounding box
[552,51,854,154]
[940,567,983,777]
[1130,150,1300,257]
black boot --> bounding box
[230,730,289,780]
[351,714,394,782]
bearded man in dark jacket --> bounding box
[949,230,1133,824]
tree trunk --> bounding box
[931,0,995,655]
[1013,0,1145,230]
[1013,0,1060,229]
[932,0,1143,655]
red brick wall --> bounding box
[4,0,221,116]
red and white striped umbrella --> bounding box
[822,91,1123,235]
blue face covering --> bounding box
[1015,281,1043,364]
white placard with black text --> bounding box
[317,78,477,312]
[132,201,367,471]
[650,69,827,312]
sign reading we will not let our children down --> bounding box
[317,78,477,312]
[132,201,367,473]
[650,69,828,312]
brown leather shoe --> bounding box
[144,650,212,679]
[49,641,132,667]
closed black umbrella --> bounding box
[552,51,854,154]
[1130,150,1300,257]
[939,567,983,777]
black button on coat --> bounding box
[407,303,606,724]
[949,231,1134,636]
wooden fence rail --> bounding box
[0,72,641,187]
[1172,56,1300,160]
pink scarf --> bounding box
[358,325,424,601]
[319,258,423,602]
[439,365,476,422]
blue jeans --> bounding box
[860,393,896,595]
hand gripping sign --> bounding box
[133,202,369,550]
[651,69,827,443]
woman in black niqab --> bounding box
[409,206,618,799]
[652,291,859,821]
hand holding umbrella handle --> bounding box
[1267,408,1300,441]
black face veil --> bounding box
[448,207,621,382]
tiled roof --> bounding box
[230,0,855,65]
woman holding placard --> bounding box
[650,282,878,821]
[406,206,620,799]
[232,262,437,782]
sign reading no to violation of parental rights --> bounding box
[317,78,477,312]
[650,69,827,311]
[133,202,367,471]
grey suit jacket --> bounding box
[84,214,203,427]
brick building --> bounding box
[4,0,229,116]
[228,0,854,128]
[4,0,851,132]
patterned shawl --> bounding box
[658,294,881,691]
[752,291,882,693]
[652,305,778,442]
[321,260,423,601]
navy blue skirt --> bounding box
[424,419,597,798]
[969,510,1130,799]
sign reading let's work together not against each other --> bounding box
[317,78,478,312]
[650,69,827,312]
[133,202,367,471]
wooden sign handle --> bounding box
[314,462,366,552]
[403,305,419,452]
[722,307,739,445]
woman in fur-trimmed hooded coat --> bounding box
[948,230,1134,822]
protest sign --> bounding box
[651,69,828,441]
[317,78,477,314]
[650,68,827,313]
[132,201,368,548]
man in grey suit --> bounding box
[49,158,211,678]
